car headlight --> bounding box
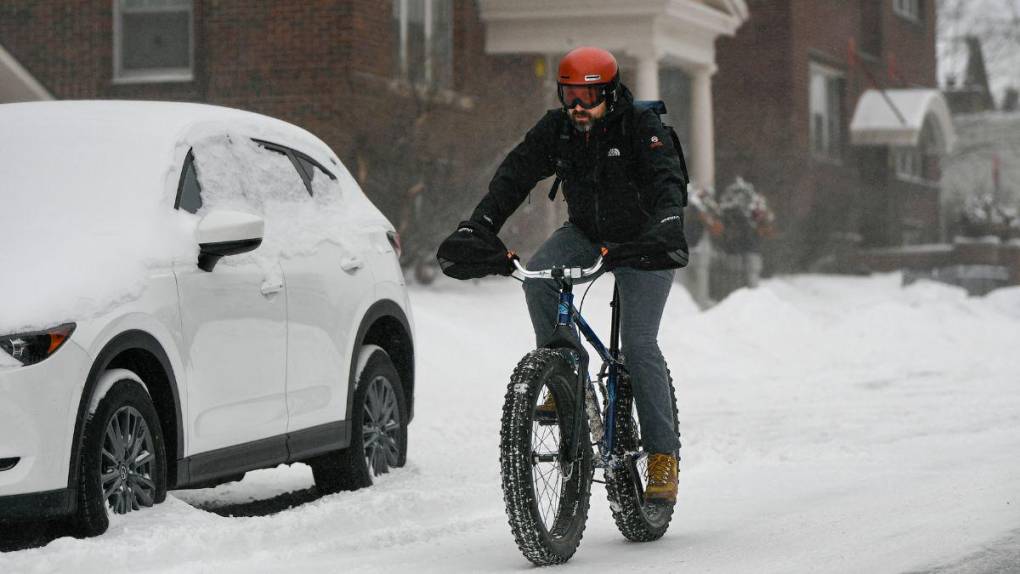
[0,324,76,367]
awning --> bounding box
[850,89,956,152]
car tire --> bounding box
[311,348,407,493]
[73,379,167,537]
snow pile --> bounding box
[2,274,1020,573]
[0,110,196,336]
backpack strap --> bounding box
[547,112,573,201]
[632,100,689,204]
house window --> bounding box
[893,0,923,22]
[392,0,453,90]
[892,118,940,183]
[809,63,845,160]
[114,0,193,83]
[892,147,922,180]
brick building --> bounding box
[714,0,955,271]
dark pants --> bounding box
[523,224,680,454]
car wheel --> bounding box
[73,379,167,537]
[311,348,407,493]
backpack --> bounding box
[548,100,690,205]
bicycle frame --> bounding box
[512,257,624,465]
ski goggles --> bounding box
[557,83,608,110]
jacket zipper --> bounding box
[588,131,602,240]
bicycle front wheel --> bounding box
[499,348,593,566]
[605,370,679,541]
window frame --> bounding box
[892,146,923,181]
[809,61,846,162]
[113,0,195,84]
[392,0,453,90]
[893,0,922,23]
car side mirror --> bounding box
[196,210,265,272]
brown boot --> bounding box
[534,391,557,424]
[644,453,678,505]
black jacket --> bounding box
[470,85,689,268]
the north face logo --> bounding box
[607,148,621,157]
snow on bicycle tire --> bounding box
[499,348,593,565]
[605,370,680,541]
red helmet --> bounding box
[557,47,620,110]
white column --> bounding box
[691,66,715,188]
[687,65,717,309]
[634,52,660,100]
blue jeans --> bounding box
[522,223,680,454]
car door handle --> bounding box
[260,281,284,296]
[340,256,363,272]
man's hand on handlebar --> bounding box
[510,254,605,281]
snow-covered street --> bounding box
[3,274,1020,573]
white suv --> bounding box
[0,101,414,535]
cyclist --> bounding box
[439,47,689,504]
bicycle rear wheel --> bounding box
[605,369,679,541]
[500,348,593,566]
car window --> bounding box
[252,140,319,197]
[176,151,203,213]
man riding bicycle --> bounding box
[439,47,689,505]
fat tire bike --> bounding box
[499,255,680,566]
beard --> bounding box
[569,109,595,132]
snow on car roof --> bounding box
[0,100,337,165]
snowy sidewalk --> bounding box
[2,274,1019,573]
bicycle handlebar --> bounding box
[511,255,605,281]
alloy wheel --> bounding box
[101,405,157,514]
[362,375,402,476]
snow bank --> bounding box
[3,274,1019,573]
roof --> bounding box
[849,89,957,152]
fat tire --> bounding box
[73,379,167,537]
[605,368,679,542]
[499,349,593,566]
[311,349,407,494]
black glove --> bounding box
[436,220,513,280]
[603,212,689,271]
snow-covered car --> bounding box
[0,101,414,535]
